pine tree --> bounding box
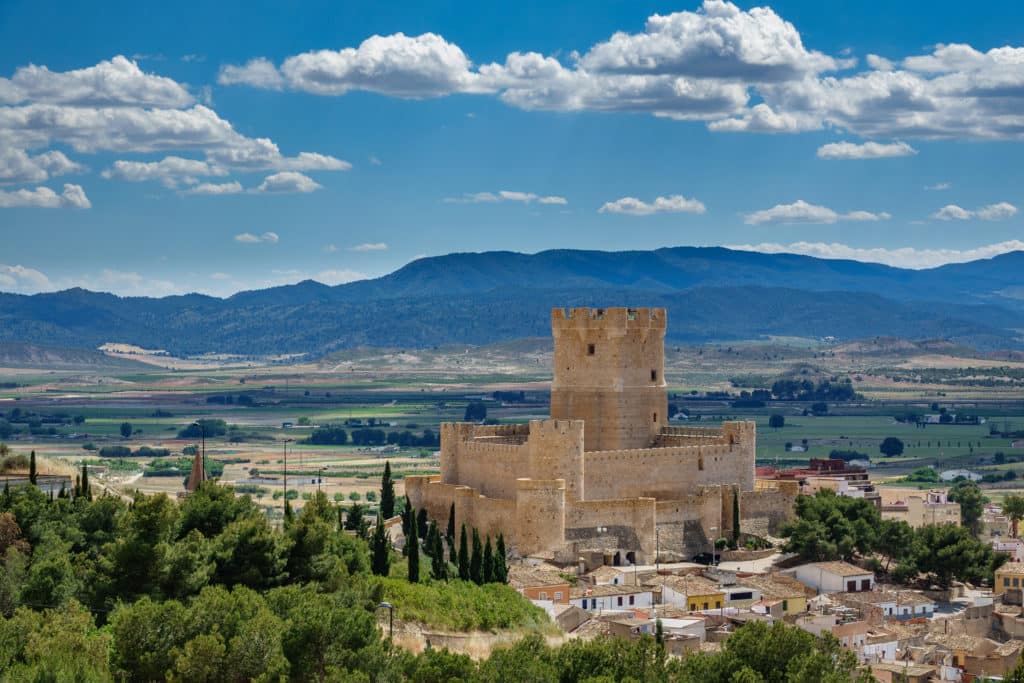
[495,533,508,583]
[483,535,494,583]
[458,524,469,580]
[380,461,395,519]
[430,531,447,581]
[407,513,420,583]
[29,450,37,485]
[446,503,456,544]
[81,463,91,500]
[371,513,391,576]
[470,528,483,585]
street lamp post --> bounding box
[710,526,718,566]
[377,602,394,643]
[283,438,293,508]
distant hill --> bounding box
[1,247,1022,356]
[0,342,153,371]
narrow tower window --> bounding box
[651,369,658,382]
[587,343,595,355]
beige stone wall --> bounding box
[550,307,667,451]
[439,423,530,500]
[405,475,517,545]
[568,497,658,559]
[515,478,566,557]
[527,419,585,502]
[741,486,798,535]
[583,443,737,499]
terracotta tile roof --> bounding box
[508,565,569,591]
[811,561,873,577]
[997,562,1024,575]
[742,574,813,600]
[645,574,723,596]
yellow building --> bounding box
[996,561,1024,596]
[743,574,811,616]
[647,574,726,612]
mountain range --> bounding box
[1,247,1022,357]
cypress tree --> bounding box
[425,521,438,559]
[58,482,66,499]
[417,508,428,539]
[284,499,293,524]
[407,513,420,583]
[446,502,456,544]
[380,461,395,519]
[371,513,391,576]
[458,524,469,580]
[29,450,37,485]
[1,480,9,507]
[73,475,80,498]
[81,463,91,501]
[732,486,741,542]
[401,500,412,536]
[483,535,494,583]
[470,528,483,585]
[430,531,447,580]
[495,533,508,583]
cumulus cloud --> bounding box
[726,240,1024,269]
[444,189,566,204]
[0,264,53,292]
[744,199,890,225]
[221,33,485,98]
[349,242,388,251]
[0,183,90,209]
[926,182,951,191]
[578,1,845,81]
[598,194,706,215]
[254,171,321,193]
[234,231,279,244]
[0,56,192,107]
[816,140,917,159]
[182,181,243,195]
[102,156,226,187]
[932,202,1017,221]
[0,148,84,184]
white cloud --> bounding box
[368,154,382,166]
[816,140,917,160]
[977,202,1018,220]
[744,199,889,225]
[925,182,951,191]
[598,194,706,216]
[0,56,192,107]
[0,183,90,209]
[444,189,566,204]
[254,171,321,194]
[932,202,1017,221]
[102,155,226,187]
[578,1,845,81]
[234,231,279,244]
[727,240,1024,269]
[182,181,243,195]
[221,33,485,98]
[0,264,53,292]
[0,148,84,184]
[323,244,338,253]
[217,57,285,89]
[349,242,388,251]
[210,272,230,280]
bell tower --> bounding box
[550,307,668,451]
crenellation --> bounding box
[405,305,793,565]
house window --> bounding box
[861,579,871,591]
[555,592,563,601]
[715,601,721,609]
[617,597,623,607]
[1015,578,1020,587]
[539,592,548,600]
[653,412,658,423]
[629,595,635,605]
[847,581,857,592]
[703,602,709,610]
[1005,578,1011,587]
[587,344,595,356]
[782,600,788,612]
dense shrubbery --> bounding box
[783,489,1005,588]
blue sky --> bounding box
[1,0,1023,296]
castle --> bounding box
[405,307,796,564]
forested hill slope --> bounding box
[1,247,1022,356]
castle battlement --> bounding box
[551,307,667,331]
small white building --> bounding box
[794,561,875,594]
[658,617,707,642]
[940,469,982,482]
[570,584,653,612]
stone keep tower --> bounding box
[550,307,668,451]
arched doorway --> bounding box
[626,551,636,565]
[613,551,622,566]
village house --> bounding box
[742,574,812,616]
[794,561,875,594]
[996,561,1024,597]
[508,564,571,605]
[880,488,961,528]
[925,633,1024,678]
[570,583,654,612]
[833,590,937,620]
[645,574,725,612]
